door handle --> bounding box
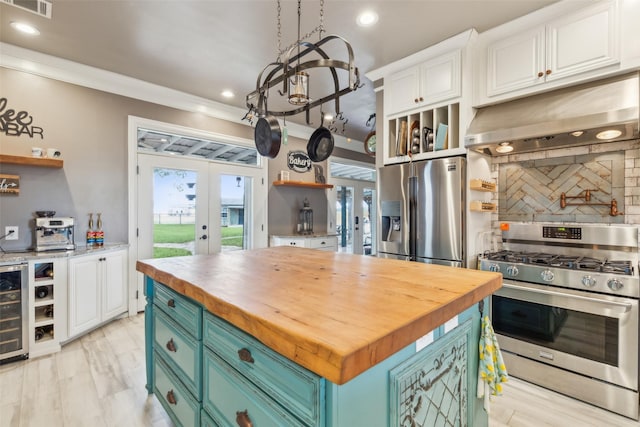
[200,234,208,240]
[355,216,359,231]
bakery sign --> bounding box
[0,98,44,139]
[0,174,20,194]
[287,151,312,173]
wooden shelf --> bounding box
[273,180,333,189]
[0,154,63,168]
[469,179,496,192]
[470,201,497,212]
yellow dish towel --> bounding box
[477,315,508,413]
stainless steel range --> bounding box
[479,222,639,420]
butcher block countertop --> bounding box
[136,247,502,385]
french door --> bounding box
[331,179,376,256]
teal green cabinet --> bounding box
[144,277,488,427]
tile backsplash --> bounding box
[490,139,640,225]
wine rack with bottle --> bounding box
[28,259,67,357]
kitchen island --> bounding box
[137,247,502,426]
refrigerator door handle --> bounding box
[409,176,418,261]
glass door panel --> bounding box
[336,185,354,253]
[362,187,376,256]
[152,168,198,258]
[219,174,248,252]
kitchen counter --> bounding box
[137,246,502,384]
[0,243,128,264]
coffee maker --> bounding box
[35,217,75,251]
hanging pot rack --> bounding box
[246,34,361,125]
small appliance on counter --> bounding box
[298,198,314,235]
[34,215,75,252]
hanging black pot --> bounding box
[253,94,281,159]
[254,115,281,159]
[307,112,334,162]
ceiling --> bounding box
[0,0,561,153]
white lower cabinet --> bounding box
[270,235,338,252]
[68,248,127,338]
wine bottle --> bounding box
[36,286,48,299]
[35,327,45,341]
[87,213,95,247]
[95,213,104,247]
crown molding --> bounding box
[0,42,357,149]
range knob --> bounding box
[489,263,501,272]
[581,275,596,288]
[607,278,624,291]
[540,269,555,282]
[506,265,519,277]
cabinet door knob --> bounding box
[537,71,544,77]
[419,97,424,102]
[414,98,419,103]
[236,410,253,427]
[166,389,177,405]
[237,348,254,363]
[546,69,552,75]
[167,299,175,308]
[166,338,177,352]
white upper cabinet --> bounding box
[477,0,622,105]
[386,66,422,115]
[545,1,619,81]
[386,50,461,116]
[487,26,546,96]
[421,51,462,105]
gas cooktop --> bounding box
[484,250,634,276]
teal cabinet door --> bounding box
[390,318,476,427]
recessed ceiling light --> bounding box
[221,90,234,98]
[10,21,40,35]
[356,10,378,27]
[570,131,584,137]
[495,142,514,154]
[596,129,622,140]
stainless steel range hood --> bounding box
[465,72,640,156]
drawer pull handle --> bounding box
[167,299,175,308]
[238,348,254,364]
[166,338,177,352]
[236,410,253,427]
[166,389,177,405]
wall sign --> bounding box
[0,174,20,194]
[287,150,312,173]
[0,98,44,139]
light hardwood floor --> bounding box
[0,313,638,427]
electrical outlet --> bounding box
[5,226,18,240]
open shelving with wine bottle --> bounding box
[28,258,68,357]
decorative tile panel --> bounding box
[498,152,625,223]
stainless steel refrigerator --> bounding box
[377,157,465,267]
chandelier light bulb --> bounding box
[288,71,310,105]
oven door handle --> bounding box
[501,282,633,315]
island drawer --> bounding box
[153,281,202,339]
[153,307,202,398]
[203,348,312,426]
[201,409,220,427]
[154,353,201,427]
[203,312,324,426]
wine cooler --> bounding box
[0,263,28,363]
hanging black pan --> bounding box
[254,95,281,159]
[307,111,334,162]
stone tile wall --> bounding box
[489,139,640,225]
